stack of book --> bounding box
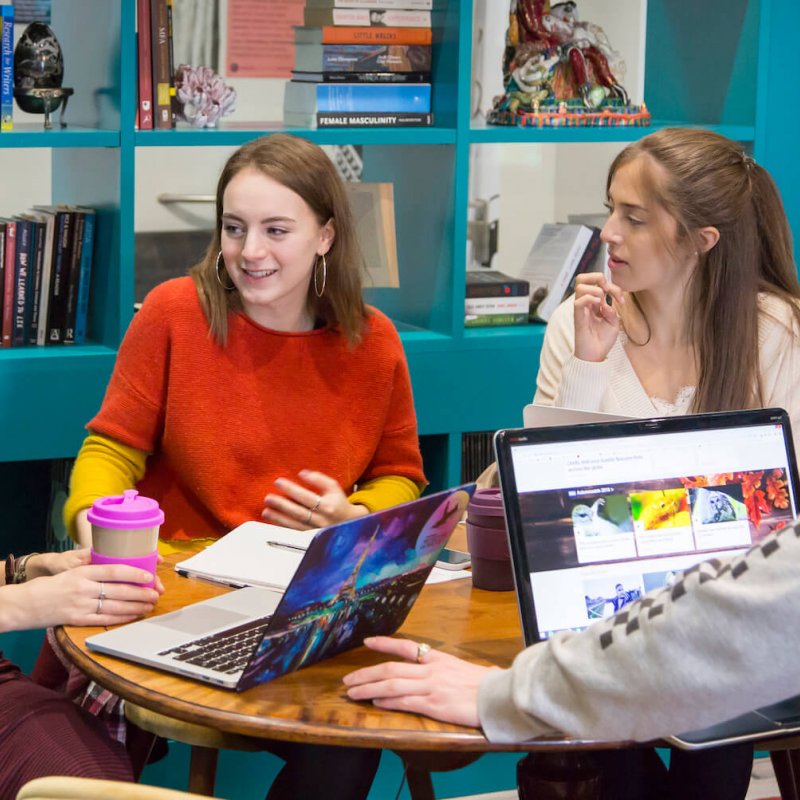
[0,207,96,347]
[136,0,176,130]
[0,0,13,132]
[284,0,434,128]
[465,270,531,328]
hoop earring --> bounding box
[215,251,235,291]
[314,253,327,298]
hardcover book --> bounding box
[63,210,86,344]
[295,26,432,46]
[305,0,433,9]
[0,221,5,325]
[464,312,528,328]
[45,208,74,344]
[465,270,530,298]
[23,215,46,346]
[284,80,431,121]
[465,295,530,316]
[0,1,13,132]
[521,223,601,322]
[293,43,431,73]
[73,208,96,344]
[291,69,431,84]
[303,7,432,27]
[314,111,433,127]
[136,0,154,129]
[1,219,14,346]
[150,0,173,128]
[11,217,32,347]
[32,208,56,346]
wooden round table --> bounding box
[56,539,625,799]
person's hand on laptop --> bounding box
[573,273,625,363]
[343,635,499,728]
[263,469,369,531]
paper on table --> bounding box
[425,567,472,584]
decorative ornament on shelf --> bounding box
[487,1,650,128]
[173,64,236,128]
[13,21,74,129]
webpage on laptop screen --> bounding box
[510,423,796,639]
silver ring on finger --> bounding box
[416,642,431,663]
[99,582,107,600]
[96,595,104,614]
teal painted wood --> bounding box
[0,128,119,147]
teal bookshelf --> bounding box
[1,0,799,489]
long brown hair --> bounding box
[607,127,800,412]
[190,133,367,346]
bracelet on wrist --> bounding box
[4,554,16,586]
[13,553,40,584]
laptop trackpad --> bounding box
[153,606,250,635]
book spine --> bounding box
[0,4,13,132]
[304,8,431,26]
[137,0,154,130]
[319,44,431,72]
[46,211,73,345]
[36,214,55,346]
[73,211,95,344]
[465,281,530,298]
[316,82,431,112]
[63,212,86,344]
[465,296,530,315]
[320,26,432,45]
[464,312,529,328]
[325,0,433,9]
[11,220,31,347]
[1,220,14,346]
[0,225,5,327]
[150,0,173,129]
[27,220,45,345]
[296,70,431,83]
[316,111,432,127]
[166,0,176,120]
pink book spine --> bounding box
[2,221,16,347]
[137,0,154,129]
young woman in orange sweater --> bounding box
[55,133,427,800]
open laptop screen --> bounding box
[494,409,800,645]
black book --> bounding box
[45,208,74,345]
[466,270,530,298]
[11,217,33,347]
[22,215,46,345]
[291,69,431,83]
[63,209,86,344]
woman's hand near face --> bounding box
[2,563,161,631]
[263,470,369,531]
[573,273,625,363]
[342,636,498,728]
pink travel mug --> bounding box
[88,489,163,588]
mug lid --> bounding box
[87,489,165,529]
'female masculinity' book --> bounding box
[521,223,601,322]
[305,0,433,10]
[293,43,431,73]
[303,7,432,27]
[466,270,530,298]
[464,312,529,328]
[0,1,13,132]
[292,69,431,84]
[284,81,431,115]
[294,26,432,46]
[315,111,433,127]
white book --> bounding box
[305,0,433,9]
[521,223,597,322]
[465,295,529,315]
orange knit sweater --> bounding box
[87,278,426,540]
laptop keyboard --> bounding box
[157,616,272,675]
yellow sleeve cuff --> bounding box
[348,475,422,514]
[64,433,148,542]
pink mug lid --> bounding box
[87,490,165,530]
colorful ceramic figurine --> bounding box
[489,0,650,128]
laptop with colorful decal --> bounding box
[86,484,475,690]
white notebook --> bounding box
[175,520,469,589]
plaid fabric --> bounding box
[45,628,128,744]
